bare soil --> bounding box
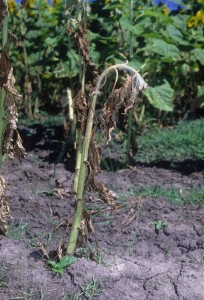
[0,126,204,300]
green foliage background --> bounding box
[2,0,204,121]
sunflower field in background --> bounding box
[3,0,204,122]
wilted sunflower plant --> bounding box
[66,63,148,257]
[0,0,25,234]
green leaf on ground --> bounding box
[48,256,77,275]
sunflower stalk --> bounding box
[0,0,8,165]
[66,63,147,256]
[126,0,134,165]
[73,51,85,194]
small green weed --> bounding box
[19,112,64,128]
[62,277,102,300]
[132,185,204,206]
[76,242,105,265]
[136,119,204,164]
[7,220,28,240]
[79,278,102,300]
[0,275,8,289]
[48,255,77,276]
[40,212,59,226]
[153,220,168,232]
[38,285,46,300]
[187,188,204,206]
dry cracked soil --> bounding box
[0,126,204,300]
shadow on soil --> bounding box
[19,124,204,176]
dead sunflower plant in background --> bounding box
[0,0,25,234]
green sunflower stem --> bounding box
[66,94,97,256]
[126,0,134,166]
[0,0,9,165]
[126,108,133,165]
[67,64,147,256]
[73,127,82,194]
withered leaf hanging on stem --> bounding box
[73,82,96,131]
[1,68,22,158]
[0,43,11,88]
[0,176,11,235]
[4,66,22,99]
[74,87,88,131]
[86,128,117,209]
[1,34,18,75]
[78,28,97,79]
[4,126,25,160]
[68,24,98,133]
[0,32,20,93]
[0,33,25,160]
[101,74,139,142]
[13,131,26,160]
[81,209,94,244]
[72,27,98,82]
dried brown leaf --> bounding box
[88,127,101,172]
[0,31,24,160]
[71,27,98,82]
[0,176,5,197]
[120,198,142,230]
[86,129,117,208]
[101,75,135,142]
[52,187,70,199]
[13,131,26,160]
[74,88,87,131]
[4,67,22,100]
[0,32,19,89]
[7,32,19,47]
[81,209,94,243]
[0,176,11,235]
[57,238,63,260]
[36,238,49,260]
[92,179,117,208]
[0,45,11,88]
[124,88,137,114]
[76,27,98,76]
[2,56,24,160]
[4,124,25,160]
[75,27,89,65]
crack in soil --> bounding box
[168,275,180,300]
[1,152,204,300]
[66,270,77,286]
[142,272,166,299]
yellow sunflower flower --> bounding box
[163,6,169,15]
[196,10,204,25]
[8,0,16,14]
[188,16,198,28]
[27,0,35,8]
[53,0,60,6]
